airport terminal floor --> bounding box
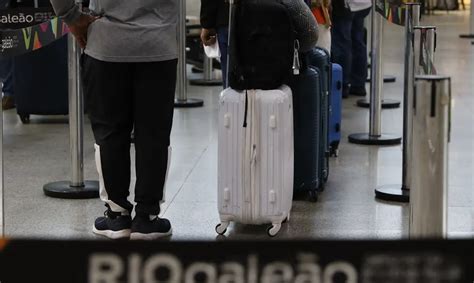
[3,11,473,241]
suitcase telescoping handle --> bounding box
[225,0,235,86]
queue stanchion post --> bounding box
[375,3,421,202]
[409,75,451,239]
[459,1,473,38]
[189,55,222,86]
[414,26,437,75]
[174,0,204,108]
[348,3,402,146]
[43,31,100,199]
[360,11,399,110]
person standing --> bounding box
[331,0,371,98]
[310,0,332,53]
[49,0,177,240]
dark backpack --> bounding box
[228,0,297,90]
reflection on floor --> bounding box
[4,12,473,240]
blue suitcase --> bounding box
[13,36,69,123]
[307,47,331,188]
[289,59,321,202]
[329,63,343,157]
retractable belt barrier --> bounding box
[410,75,451,239]
[348,0,403,146]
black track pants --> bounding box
[82,55,177,216]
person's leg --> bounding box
[130,59,177,240]
[331,11,353,98]
[82,55,134,239]
[217,26,229,88]
[350,7,371,95]
[316,24,332,54]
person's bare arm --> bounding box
[49,0,98,48]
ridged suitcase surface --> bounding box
[217,85,294,237]
[307,47,331,186]
[329,63,343,157]
[289,65,321,201]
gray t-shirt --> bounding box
[49,0,178,62]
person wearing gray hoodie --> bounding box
[49,0,178,240]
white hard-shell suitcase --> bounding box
[216,85,294,237]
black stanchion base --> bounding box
[366,75,397,83]
[356,98,401,109]
[43,181,100,199]
[348,133,401,146]
[174,98,204,108]
[375,184,410,203]
[189,79,223,86]
[459,34,474,39]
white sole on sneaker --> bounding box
[130,229,173,240]
[92,226,131,239]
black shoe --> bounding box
[130,215,172,240]
[349,86,367,96]
[92,209,132,239]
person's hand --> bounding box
[200,28,217,46]
[68,14,100,49]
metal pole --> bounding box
[43,0,99,198]
[174,0,204,107]
[459,1,474,38]
[402,3,420,191]
[375,3,420,202]
[410,75,451,239]
[189,55,223,86]
[358,10,399,110]
[348,2,401,146]
[176,0,187,103]
[369,11,383,137]
[70,33,84,187]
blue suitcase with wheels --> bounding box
[289,57,321,202]
[329,63,343,157]
[307,47,331,188]
[13,36,69,123]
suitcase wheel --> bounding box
[19,114,30,124]
[215,222,229,235]
[267,223,282,237]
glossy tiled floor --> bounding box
[4,11,473,240]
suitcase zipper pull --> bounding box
[292,40,301,75]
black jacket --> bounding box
[200,0,229,29]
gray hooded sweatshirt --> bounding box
[49,0,178,62]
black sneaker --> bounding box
[349,86,367,96]
[130,215,172,240]
[92,209,132,239]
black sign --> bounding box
[0,239,472,282]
